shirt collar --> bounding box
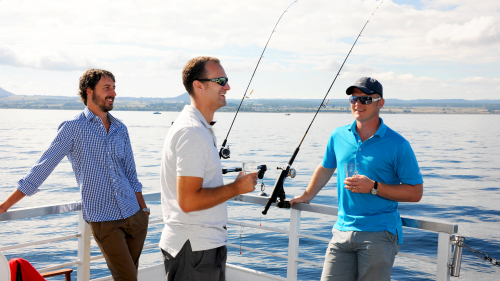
[348,117,387,138]
[83,107,121,127]
[184,105,213,128]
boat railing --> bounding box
[0,192,460,281]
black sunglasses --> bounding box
[197,77,229,86]
[349,96,381,105]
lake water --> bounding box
[0,109,499,280]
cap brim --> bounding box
[346,86,376,95]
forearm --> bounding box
[179,183,240,212]
[294,165,335,204]
[344,175,423,202]
[377,182,423,202]
[177,173,256,213]
[135,192,147,209]
[0,189,26,213]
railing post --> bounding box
[287,208,301,281]
[436,232,452,281]
[77,210,91,281]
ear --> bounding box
[192,80,204,95]
[86,87,93,99]
[378,98,385,109]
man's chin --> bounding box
[100,105,113,112]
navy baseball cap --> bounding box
[346,77,383,98]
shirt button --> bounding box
[359,148,361,151]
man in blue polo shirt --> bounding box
[290,77,423,281]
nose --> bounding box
[223,82,230,91]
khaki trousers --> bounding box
[90,210,149,281]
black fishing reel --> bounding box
[220,145,230,159]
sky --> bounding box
[0,0,499,100]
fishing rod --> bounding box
[262,0,385,215]
[219,0,298,159]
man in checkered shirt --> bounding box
[0,69,149,281]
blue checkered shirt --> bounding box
[17,107,142,222]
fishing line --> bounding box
[263,0,385,215]
[219,0,298,159]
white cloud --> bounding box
[426,16,500,46]
[0,0,499,99]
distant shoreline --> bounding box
[0,106,498,114]
[1,94,499,114]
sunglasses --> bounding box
[349,96,381,105]
[197,77,229,86]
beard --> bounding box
[92,94,113,112]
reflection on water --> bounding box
[1,109,500,280]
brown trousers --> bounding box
[90,210,149,281]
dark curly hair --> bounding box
[78,69,115,105]
[182,56,220,95]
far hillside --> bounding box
[0,91,499,114]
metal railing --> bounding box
[0,192,459,281]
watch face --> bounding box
[371,188,378,195]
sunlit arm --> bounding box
[0,189,27,214]
[378,182,423,202]
[290,164,336,206]
[344,175,423,202]
[177,172,256,213]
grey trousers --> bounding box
[321,228,400,281]
[162,240,227,281]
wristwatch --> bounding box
[371,181,378,195]
[142,207,150,214]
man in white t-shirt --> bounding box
[159,56,258,281]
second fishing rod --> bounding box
[219,0,298,159]
[262,0,385,215]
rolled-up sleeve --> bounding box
[17,121,74,196]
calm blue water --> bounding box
[1,109,499,280]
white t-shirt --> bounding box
[159,105,227,257]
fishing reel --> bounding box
[277,166,297,178]
[220,145,230,159]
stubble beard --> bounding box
[92,94,113,112]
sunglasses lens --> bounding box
[219,78,228,86]
[349,96,373,105]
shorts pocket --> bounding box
[384,231,397,243]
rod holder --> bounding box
[450,235,465,277]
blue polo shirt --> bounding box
[322,118,423,244]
